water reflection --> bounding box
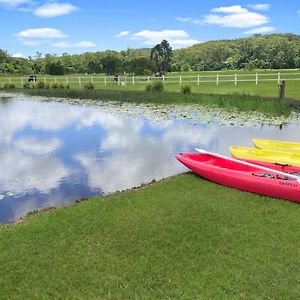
[0,97,300,223]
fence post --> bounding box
[179,75,182,85]
[44,76,46,83]
[79,77,81,86]
[197,75,200,86]
[104,76,107,86]
[279,80,285,99]
[162,75,165,85]
[235,74,237,86]
[21,77,23,86]
[255,73,258,85]
[132,76,135,86]
[216,74,219,86]
[91,77,93,84]
[55,77,57,83]
[66,77,69,84]
[9,77,11,83]
[147,76,150,83]
[277,72,281,85]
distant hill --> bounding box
[173,34,300,71]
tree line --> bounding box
[1,34,300,76]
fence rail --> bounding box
[1,72,300,87]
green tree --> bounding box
[150,40,173,73]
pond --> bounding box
[1,96,300,223]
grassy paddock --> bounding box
[1,69,300,99]
[21,88,299,117]
[0,173,299,299]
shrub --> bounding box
[145,83,152,92]
[45,83,50,89]
[23,82,30,89]
[36,81,45,89]
[65,84,70,90]
[145,80,164,92]
[51,83,59,89]
[3,83,15,89]
[181,84,192,94]
[58,83,65,89]
[84,83,94,90]
[152,80,164,92]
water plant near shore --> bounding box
[21,88,299,117]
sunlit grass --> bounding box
[0,173,299,299]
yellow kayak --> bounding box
[230,146,300,167]
[253,139,300,153]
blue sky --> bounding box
[0,0,299,57]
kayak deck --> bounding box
[230,146,300,167]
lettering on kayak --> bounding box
[279,181,298,187]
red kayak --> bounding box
[176,152,300,203]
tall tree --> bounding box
[150,40,173,73]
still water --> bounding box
[1,97,299,223]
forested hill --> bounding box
[173,34,300,71]
[1,33,300,75]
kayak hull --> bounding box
[230,146,300,167]
[253,139,300,153]
[176,153,300,203]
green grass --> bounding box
[20,87,299,117]
[1,69,300,99]
[0,173,299,299]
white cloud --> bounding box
[171,39,202,47]
[16,27,67,39]
[14,137,63,155]
[211,5,248,14]
[203,5,270,28]
[12,53,24,58]
[243,26,275,34]
[116,29,201,47]
[34,2,78,17]
[51,41,96,48]
[175,17,193,22]
[132,29,188,43]
[298,10,300,17]
[114,31,130,38]
[0,0,31,7]
[248,4,271,11]
[15,27,67,46]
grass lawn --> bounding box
[1,69,300,100]
[0,173,299,299]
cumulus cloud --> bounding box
[243,26,275,35]
[34,2,78,17]
[0,0,32,7]
[175,17,193,22]
[12,53,24,58]
[202,5,270,28]
[115,29,201,47]
[16,27,67,39]
[51,41,96,48]
[114,31,130,38]
[247,4,271,11]
[15,27,69,46]
[211,5,248,14]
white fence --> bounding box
[1,71,300,87]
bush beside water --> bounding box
[84,83,94,90]
[145,80,164,92]
[181,84,192,94]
